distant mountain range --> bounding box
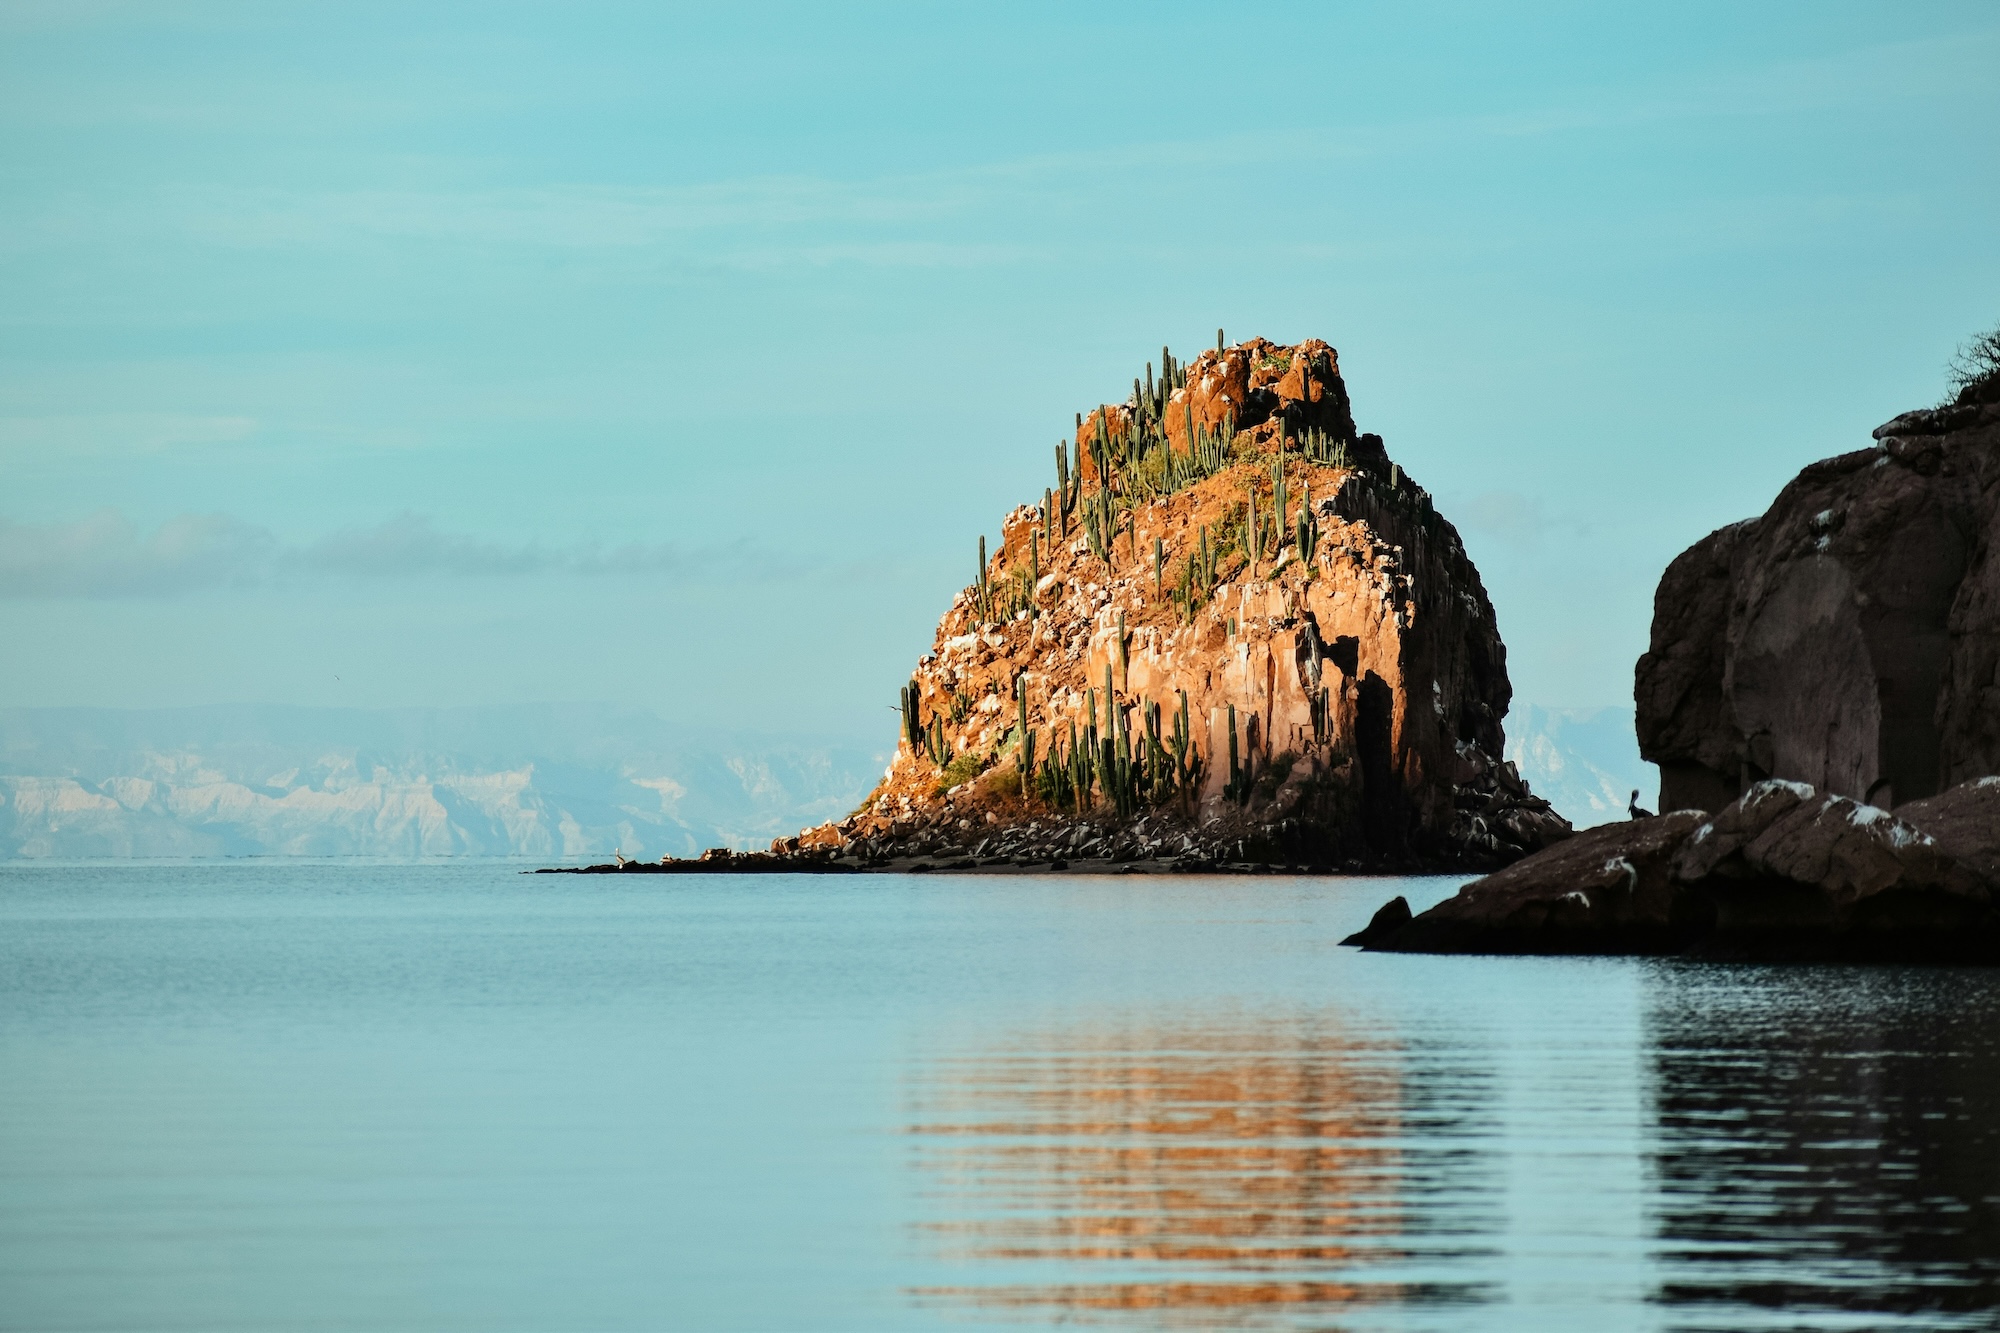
[0,705,886,861]
[0,701,1651,859]
[1505,704,1659,829]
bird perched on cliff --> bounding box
[1628,790,1654,820]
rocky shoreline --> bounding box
[1344,775,2000,961]
[538,813,1493,877]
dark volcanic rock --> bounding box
[1895,775,2000,885]
[1369,811,1708,955]
[1636,384,2000,813]
[1354,778,2000,961]
[1339,894,1412,947]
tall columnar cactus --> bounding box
[1172,690,1198,794]
[1295,480,1317,564]
[1226,703,1242,803]
[1153,537,1164,598]
[902,679,922,753]
[976,535,991,621]
[1216,328,1225,355]
[1015,675,1036,793]
[1272,460,1289,552]
[1246,483,1261,568]
[1116,610,1129,686]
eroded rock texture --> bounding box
[1636,378,2000,813]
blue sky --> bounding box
[2,1,1996,742]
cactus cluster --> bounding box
[1300,426,1350,469]
[902,678,974,772]
[1025,677,1204,815]
[1173,524,1222,623]
[1223,703,1249,804]
[1294,478,1319,565]
[921,336,1376,807]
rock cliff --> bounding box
[766,336,1571,872]
[1637,375,2000,813]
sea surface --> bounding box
[4,864,1998,1332]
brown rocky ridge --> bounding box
[550,334,1572,876]
[1351,357,2000,957]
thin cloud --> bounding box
[0,509,683,598]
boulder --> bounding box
[1339,894,1412,947]
[1364,811,1707,954]
[1635,386,2000,813]
[1894,775,2000,885]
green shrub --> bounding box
[935,751,985,794]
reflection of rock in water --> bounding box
[1649,967,2000,1320]
[906,1012,1501,1324]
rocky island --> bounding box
[1352,349,2000,959]
[551,335,1571,875]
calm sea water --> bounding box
[3,864,1998,1332]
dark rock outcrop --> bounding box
[1636,379,2000,813]
[1354,777,2000,961]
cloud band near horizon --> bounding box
[0,509,687,598]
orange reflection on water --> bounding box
[907,1012,1457,1323]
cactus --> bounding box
[1216,328,1225,355]
[901,679,922,752]
[976,535,991,621]
[1173,690,1198,794]
[1116,609,1128,686]
[1153,537,1164,598]
[1226,703,1242,803]
[1245,483,1261,567]
[1272,460,1288,551]
[1015,675,1036,793]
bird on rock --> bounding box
[1628,789,1654,820]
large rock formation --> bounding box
[760,337,1569,872]
[1637,378,2000,813]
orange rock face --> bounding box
[795,338,1568,870]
